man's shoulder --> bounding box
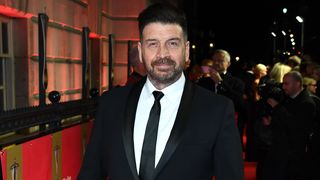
[126,72,144,85]
[310,94,320,105]
[100,85,132,101]
[225,72,245,86]
[298,89,317,104]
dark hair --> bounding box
[138,3,188,40]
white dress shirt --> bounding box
[134,73,185,173]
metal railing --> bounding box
[0,92,99,147]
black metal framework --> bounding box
[38,13,49,106]
[108,34,114,90]
[82,27,90,99]
[127,40,133,78]
[0,97,98,147]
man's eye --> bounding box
[148,42,158,48]
[167,41,180,48]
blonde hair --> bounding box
[253,63,267,77]
[269,62,292,83]
[288,55,302,66]
[303,77,317,86]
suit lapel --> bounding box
[153,80,195,178]
[122,77,146,180]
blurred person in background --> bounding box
[269,62,292,83]
[126,46,147,85]
[286,55,301,71]
[197,49,246,149]
[303,77,317,95]
[259,71,316,180]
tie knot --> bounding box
[152,91,164,101]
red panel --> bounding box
[62,125,82,179]
[22,135,52,180]
[1,150,7,180]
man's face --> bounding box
[138,22,189,85]
[282,74,300,97]
[212,53,230,73]
[307,82,317,94]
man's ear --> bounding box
[138,42,143,63]
[227,61,231,68]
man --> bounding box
[209,49,245,113]
[198,50,246,148]
[78,3,243,180]
[260,71,316,180]
[286,55,301,71]
[126,46,147,85]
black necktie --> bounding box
[139,91,164,180]
[219,73,225,79]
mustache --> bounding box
[151,58,176,66]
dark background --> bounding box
[179,0,320,65]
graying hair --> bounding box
[212,49,231,63]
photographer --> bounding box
[254,77,284,179]
[258,71,316,180]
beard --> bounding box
[146,57,184,86]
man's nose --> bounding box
[214,61,220,65]
[157,45,170,58]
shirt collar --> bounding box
[145,74,186,102]
[290,88,303,99]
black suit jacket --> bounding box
[197,72,245,111]
[217,72,245,111]
[77,78,244,180]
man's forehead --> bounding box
[284,75,298,83]
[142,23,184,38]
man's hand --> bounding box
[262,116,272,126]
[210,68,222,83]
[267,98,279,108]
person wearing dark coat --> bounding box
[197,49,245,145]
[259,71,316,180]
[126,46,146,85]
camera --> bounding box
[257,78,285,117]
[258,78,284,102]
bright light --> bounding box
[192,45,196,49]
[283,8,287,14]
[235,56,240,61]
[291,38,295,42]
[209,43,214,48]
[292,42,296,46]
[287,52,291,55]
[296,16,304,23]
[290,34,294,38]
[271,32,276,37]
[281,30,286,36]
